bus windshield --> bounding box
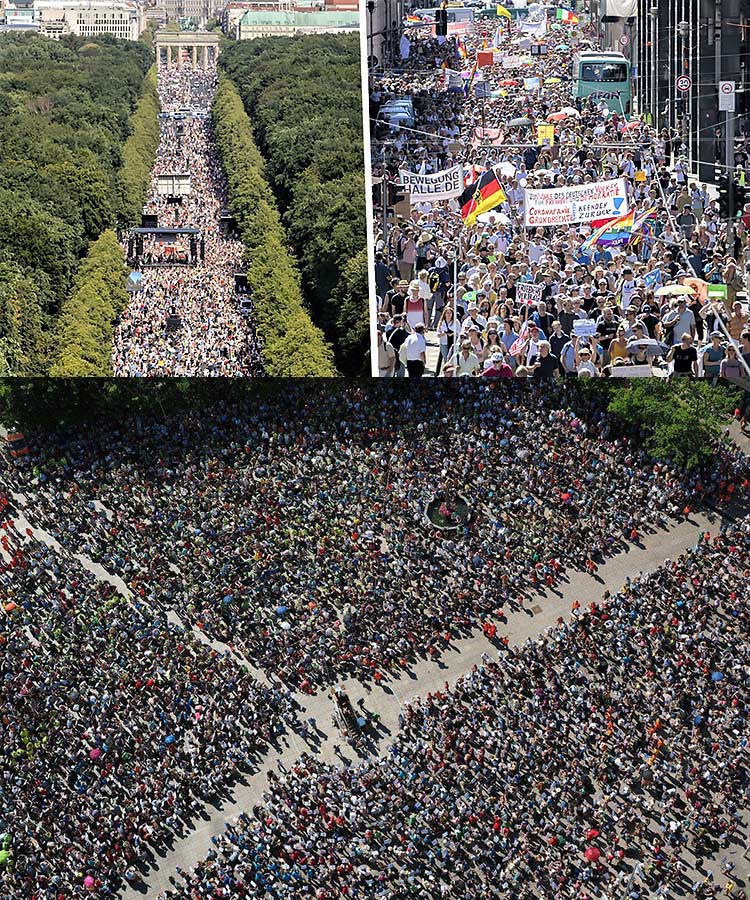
[580,62,628,83]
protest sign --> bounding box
[524,178,629,227]
[610,364,655,378]
[572,319,597,338]
[400,166,464,201]
[516,282,544,305]
[536,124,554,147]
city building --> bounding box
[2,0,144,36]
[626,0,750,181]
[235,6,357,38]
[2,0,39,29]
[364,0,403,69]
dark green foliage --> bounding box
[332,248,370,376]
[50,230,129,377]
[606,379,738,469]
[0,33,154,373]
[212,77,336,376]
[220,35,367,374]
[115,65,160,225]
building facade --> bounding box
[631,0,750,181]
[236,7,357,38]
[3,0,144,36]
[365,0,403,70]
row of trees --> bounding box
[592,379,741,470]
[211,77,336,376]
[49,230,129,377]
[0,33,155,374]
[220,36,369,375]
[115,65,160,226]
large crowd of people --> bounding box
[0,517,293,898]
[112,66,265,377]
[159,519,750,900]
[4,383,748,696]
[372,12,750,380]
[1,382,748,898]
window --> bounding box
[580,62,627,83]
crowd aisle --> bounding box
[113,67,265,377]
[158,519,750,900]
[0,518,294,898]
[372,10,750,382]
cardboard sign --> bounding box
[572,319,597,338]
[610,364,655,378]
[516,282,544,305]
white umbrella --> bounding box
[477,212,511,225]
[627,338,667,355]
[655,283,695,297]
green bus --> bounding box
[573,51,632,115]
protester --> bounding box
[159,519,750,900]
[1,382,748,898]
[4,382,747,696]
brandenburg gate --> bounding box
[155,31,220,71]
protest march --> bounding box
[372,5,750,381]
[112,65,265,377]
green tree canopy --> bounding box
[0,32,154,374]
[220,35,367,374]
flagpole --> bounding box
[454,230,459,374]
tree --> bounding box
[0,32,154,373]
[607,380,738,469]
[212,77,336,376]
[219,35,366,374]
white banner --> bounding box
[400,165,465,201]
[572,319,597,338]
[523,178,629,227]
[516,282,544,305]
[610,364,655,378]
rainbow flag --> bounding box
[457,38,468,59]
[581,208,635,252]
[630,206,658,246]
[556,8,579,24]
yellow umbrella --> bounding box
[544,77,562,84]
[655,283,695,297]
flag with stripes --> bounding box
[458,168,507,226]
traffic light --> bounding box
[435,7,448,36]
[388,182,406,207]
[718,175,730,220]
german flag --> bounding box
[459,168,507,226]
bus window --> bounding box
[580,63,628,83]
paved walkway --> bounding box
[116,507,723,900]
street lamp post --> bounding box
[677,19,689,164]
[367,1,375,71]
[649,6,659,130]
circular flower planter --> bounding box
[426,494,471,531]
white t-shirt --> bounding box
[404,332,427,361]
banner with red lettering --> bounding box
[523,178,629,227]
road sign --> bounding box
[619,33,629,47]
[719,80,736,112]
[676,75,691,93]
